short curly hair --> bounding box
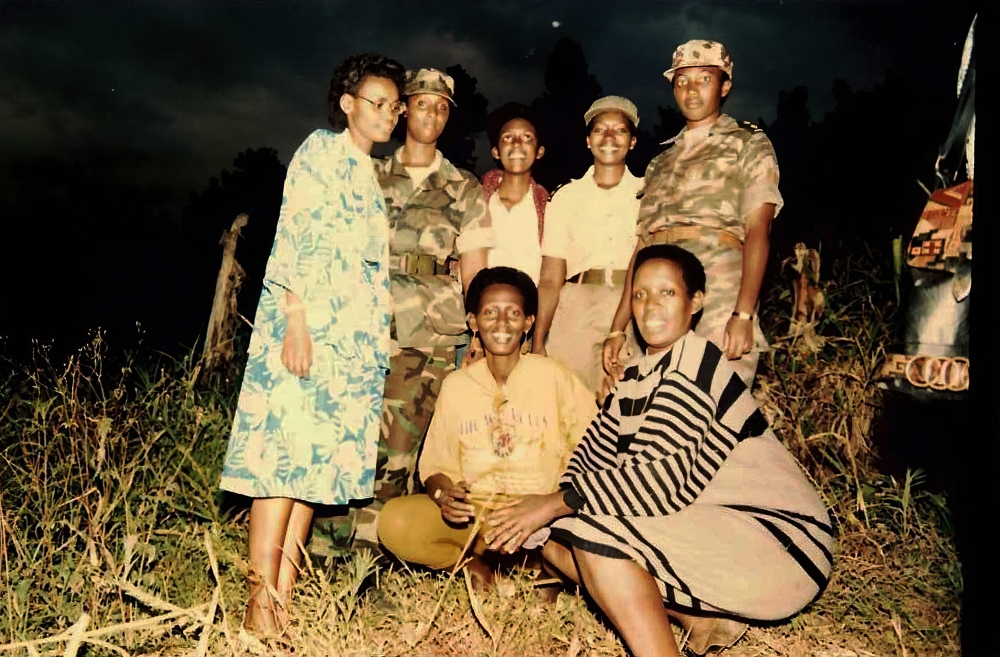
[327,53,406,130]
[486,102,543,149]
[465,266,539,317]
[632,244,706,299]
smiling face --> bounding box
[405,92,451,144]
[468,283,535,357]
[340,75,402,150]
[631,258,704,354]
[587,110,636,167]
[672,66,731,126]
[491,118,544,174]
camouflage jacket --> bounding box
[637,114,783,246]
[374,149,492,349]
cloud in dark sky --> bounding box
[0,0,971,196]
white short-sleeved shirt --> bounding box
[541,166,643,279]
[487,191,542,283]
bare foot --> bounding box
[465,555,496,593]
[534,584,562,605]
[667,609,748,656]
[244,589,279,635]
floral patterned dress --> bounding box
[219,129,392,505]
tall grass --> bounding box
[0,243,961,656]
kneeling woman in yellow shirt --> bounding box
[377,266,597,586]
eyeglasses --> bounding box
[356,95,406,117]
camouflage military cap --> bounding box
[405,68,457,105]
[663,40,733,83]
[584,96,640,128]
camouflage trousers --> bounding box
[309,345,456,557]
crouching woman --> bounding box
[483,245,834,657]
[377,267,597,585]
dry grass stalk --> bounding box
[60,613,88,657]
[0,605,208,653]
[408,492,496,649]
[0,242,961,655]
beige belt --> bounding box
[388,253,457,276]
[650,225,744,251]
[568,268,628,286]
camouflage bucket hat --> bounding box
[404,68,457,105]
[584,96,640,127]
[663,40,733,83]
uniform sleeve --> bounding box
[540,188,573,261]
[454,176,494,255]
[264,132,328,298]
[636,154,664,241]
[739,132,784,220]
[417,376,464,485]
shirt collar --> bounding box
[465,355,529,391]
[659,113,738,146]
[338,129,373,167]
[636,330,694,377]
[583,165,641,193]
[390,147,466,183]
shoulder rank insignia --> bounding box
[738,120,763,132]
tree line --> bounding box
[2,36,957,355]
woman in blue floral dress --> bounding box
[218,53,406,634]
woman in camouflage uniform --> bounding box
[348,69,493,552]
[602,40,782,388]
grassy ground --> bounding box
[0,248,961,656]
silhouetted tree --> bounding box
[530,37,603,191]
[798,71,952,264]
[625,105,687,177]
[182,147,286,325]
[768,86,812,259]
[438,64,489,172]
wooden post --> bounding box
[200,214,249,380]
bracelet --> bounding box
[283,302,306,315]
[605,330,626,341]
[731,311,753,321]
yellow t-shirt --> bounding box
[418,354,598,497]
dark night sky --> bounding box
[0,0,976,353]
[1,1,971,192]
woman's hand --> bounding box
[462,335,485,370]
[483,493,564,554]
[598,371,618,404]
[436,481,477,524]
[602,333,627,380]
[722,315,754,361]
[282,313,313,377]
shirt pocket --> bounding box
[359,233,384,285]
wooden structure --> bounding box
[200,214,249,380]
